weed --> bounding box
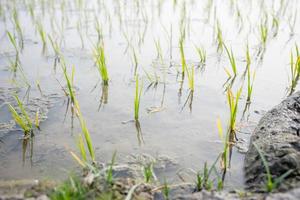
[143,163,154,183]
[253,143,293,192]
[106,151,117,185]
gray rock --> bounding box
[244,92,300,192]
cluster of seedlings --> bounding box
[1,0,299,198]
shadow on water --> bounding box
[98,83,109,111]
[22,137,34,167]
[178,72,184,104]
[135,120,144,146]
[181,90,194,113]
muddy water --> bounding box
[0,0,299,190]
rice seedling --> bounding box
[77,19,84,49]
[77,134,87,162]
[12,8,24,49]
[216,117,232,173]
[216,21,223,52]
[253,143,294,192]
[289,45,300,95]
[288,9,297,37]
[246,64,256,103]
[106,151,117,185]
[246,44,251,67]
[74,100,95,162]
[154,38,163,64]
[8,95,33,136]
[27,2,35,21]
[162,179,170,200]
[94,43,109,85]
[195,46,206,66]
[50,176,88,200]
[132,47,139,76]
[94,16,103,42]
[260,23,268,47]
[35,109,40,129]
[7,31,18,53]
[179,33,186,75]
[134,75,143,121]
[226,87,242,135]
[48,35,61,56]
[36,22,47,51]
[223,44,237,77]
[61,60,76,107]
[271,15,279,37]
[186,66,195,91]
[143,163,154,183]
[195,157,220,191]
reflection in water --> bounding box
[241,102,251,121]
[178,72,184,104]
[98,83,109,111]
[223,76,236,92]
[181,90,194,113]
[22,137,34,167]
[63,98,75,133]
[221,130,235,182]
[135,120,144,146]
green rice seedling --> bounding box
[179,34,186,75]
[224,44,237,77]
[195,155,221,191]
[195,46,206,66]
[48,35,61,69]
[289,45,300,95]
[48,35,61,56]
[162,179,169,200]
[217,177,223,191]
[143,163,154,183]
[50,176,88,200]
[154,38,163,64]
[12,8,24,49]
[74,100,95,162]
[77,19,84,49]
[77,134,87,162]
[217,117,232,173]
[94,43,109,85]
[288,10,297,36]
[35,109,40,129]
[7,31,18,53]
[253,143,294,192]
[27,2,35,21]
[260,23,268,47]
[61,60,76,107]
[186,66,195,91]
[132,47,139,76]
[94,16,103,42]
[226,87,242,135]
[271,15,279,37]
[216,21,223,52]
[246,64,256,103]
[246,44,251,67]
[106,151,117,185]
[36,22,47,51]
[8,95,33,136]
[134,75,143,121]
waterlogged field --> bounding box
[0,0,299,190]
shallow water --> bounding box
[0,0,300,190]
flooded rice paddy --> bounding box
[0,0,300,190]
